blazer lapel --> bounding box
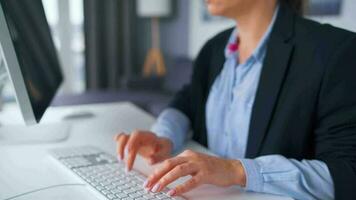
[245,3,296,158]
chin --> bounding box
[206,0,231,17]
[207,4,225,16]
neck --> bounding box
[234,1,277,61]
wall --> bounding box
[188,0,234,59]
[308,0,356,32]
[160,0,190,59]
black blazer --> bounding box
[169,3,356,200]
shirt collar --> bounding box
[225,4,280,63]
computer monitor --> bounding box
[0,0,70,144]
[0,0,63,125]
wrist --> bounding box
[229,159,246,187]
[157,137,173,154]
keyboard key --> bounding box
[129,192,142,198]
[111,188,122,194]
[101,190,110,195]
[155,194,169,199]
[142,193,156,199]
[116,193,128,198]
[105,184,116,190]
[107,194,116,199]
[123,188,137,194]
[95,185,104,191]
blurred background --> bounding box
[1,0,354,116]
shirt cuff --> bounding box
[150,108,190,153]
[239,159,264,192]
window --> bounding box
[1,0,86,102]
[43,0,85,94]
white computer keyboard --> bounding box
[50,146,184,200]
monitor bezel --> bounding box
[0,3,37,125]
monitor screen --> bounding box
[0,0,63,122]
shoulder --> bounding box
[293,16,356,91]
[293,16,356,55]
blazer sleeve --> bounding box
[168,40,213,124]
[315,35,356,200]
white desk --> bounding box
[0,102,292,200]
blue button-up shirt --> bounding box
[151,6,334,200]
[205,26,268,159]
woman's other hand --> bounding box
[114,130,173,171]
[143,150,247,197]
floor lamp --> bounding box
[137,0,171,77]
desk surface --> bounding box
[0,102,292,200]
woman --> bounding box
[115,0,356,199]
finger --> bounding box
[114,133,123,141]
[115,133,129,161]
[145,156,187,189]
[169,176,201,196]
[151,163,197,193]
[127,131,164,169]
[125,132,142,171]
[137,143,158,158]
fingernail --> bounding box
[143,180,149,188]
[151,183,160,193]
[167,189,176,197]
[117,156,122,162]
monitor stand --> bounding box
[0,123,71,145]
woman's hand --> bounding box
[143,150,246,196]
[114,130,173,171]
